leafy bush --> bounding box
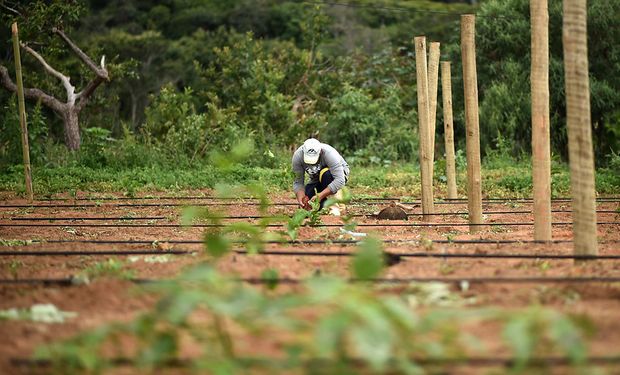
[326,84,417,164]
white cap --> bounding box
[302,138,321,164]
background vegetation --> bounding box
[0,0,618,195]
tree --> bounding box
[447,0,620,161]
[0,28,109,150]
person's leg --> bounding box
[305,182,320,200]
[317,168,334,209]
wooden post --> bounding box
[414,36,434,220]
[531,0,552,241]
[460,15,483,233]
[427,42,441,182]
[11,23,33,202]
[563,0,598,256]
[441,61,458,200]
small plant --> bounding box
[79,259,135,280]
[0,239,35,246]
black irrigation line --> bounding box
[2,221,619,228]
[34,196,401,202]
[232,250,620,261]
[8,239,620,245]
[9,216,167,221]
[3,248,620,260]
[4,276,620,287]
[0,249,195,256]
[1,198,618,209]
[29,195,620,202]
[11,355,620,368]
[8,209,617,221]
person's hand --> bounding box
[302,195,310,210]
[296,191,310,209]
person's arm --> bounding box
[309,147,346,203]
[292,150,309,208]
[324,148,347,193]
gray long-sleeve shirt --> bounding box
[292,143,349,194]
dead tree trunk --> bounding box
[0,28,109,150]
[62,106,80,150]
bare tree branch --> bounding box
[0,2,21,16]
[75,76,105,112]
[0,65,65,113]
[52,27,109,81]
[20,42,76,105]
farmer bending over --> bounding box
[292,138,349,210]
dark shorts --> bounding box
[304,168,344,209]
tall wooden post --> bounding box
[461,15,483,233]
[427,42,441,182]
[563,0,598,256]
[441,61,458,199]
[11,23,33,202]
[531,0,552,241]
[414,36,434,220]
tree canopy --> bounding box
[0,0,618,167]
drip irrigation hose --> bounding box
[20,195,620,202]
[6,209,619,221]
[4,276,620,286]
[2,222,619,228]
[6,239,620,245]
[1,198,618,209]
[11,355,620,368]
[2,248,619,260]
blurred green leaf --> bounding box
[261,269,279,290]
[503,315,534,366]
[204,232,230,258]
[352,237,385,280]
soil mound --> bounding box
[377,204,408,220]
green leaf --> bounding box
[204,232,230,258]
[502,315,534,366]
[549,314,587,364]
[137,331,178,367]
[261,269,279,290]
[352,237,385,280]
[315,313,349,357]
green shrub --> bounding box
[326,84,417,164]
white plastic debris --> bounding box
[0,304,77,323]
[460,280,470,292]
[128,255,172,263]
[339,228,367,237]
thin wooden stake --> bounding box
[441,61,458,199]
[563,0,598,256]
[414,36,434,219]
[11,22,33,202]
[460,15,483,233]
[427,42,441,182]
[531,0,552,241]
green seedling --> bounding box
[79,259,134,280]
[0,239,35,246]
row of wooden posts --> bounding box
[9,1,599,257]
[416,5,597,256]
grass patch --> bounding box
[1,159,618,197]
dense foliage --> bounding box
[0,0,618,172]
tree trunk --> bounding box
[531,0,552,241]
[63,106,81,150]
[563,0,598,256]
